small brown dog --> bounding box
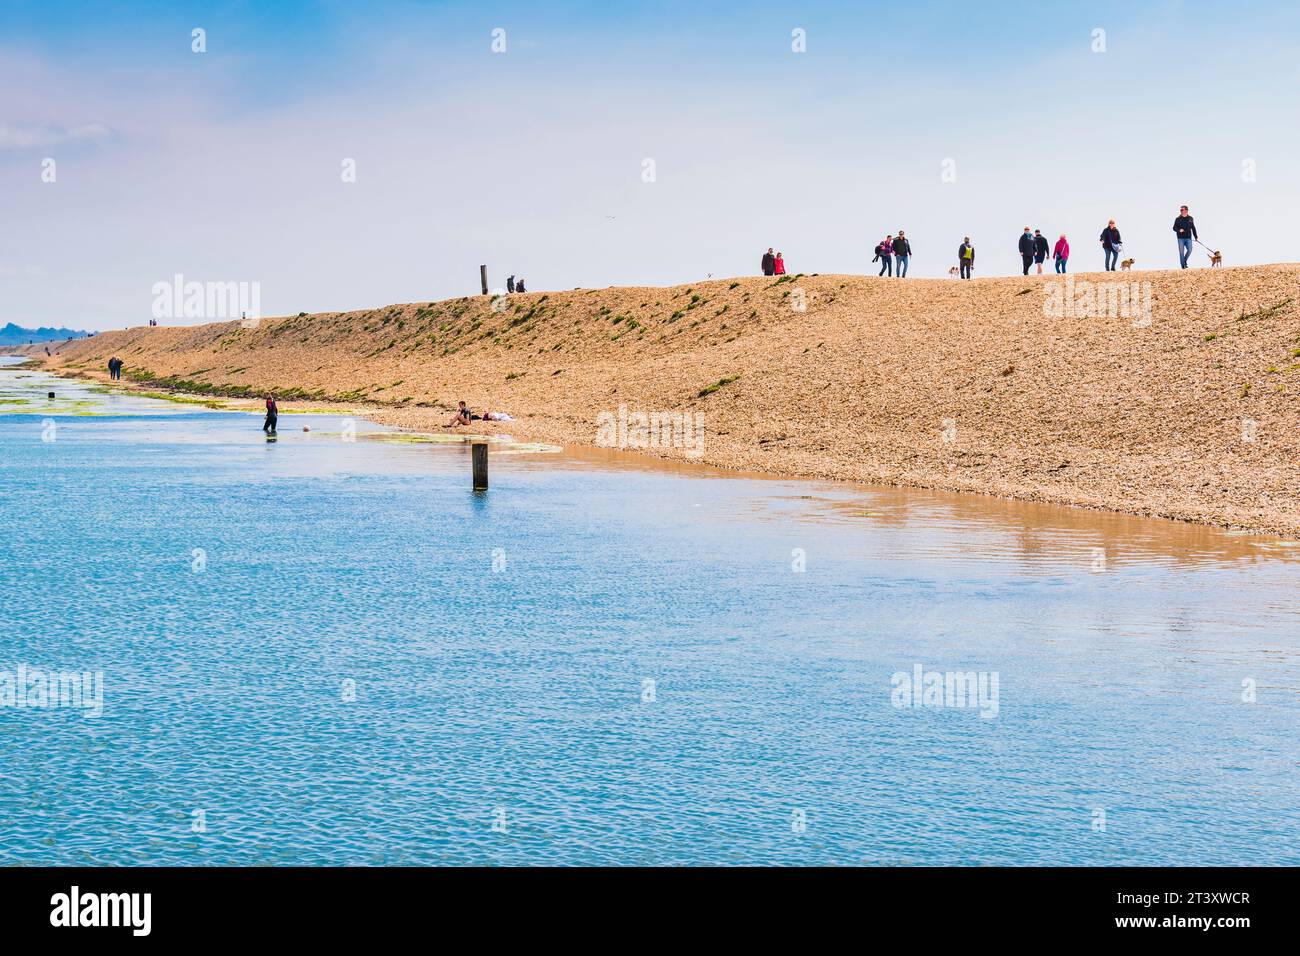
[1208,251,1223,267]
[1120,258,1135,271]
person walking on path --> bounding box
[1053,234,1069,273]
[761,248,776,276]
[1173,205,1198,268]
[892,231,912,277]
[1100,220,1122,271]
[958,237,975,279]
[773,251,786,275]
[1018,227,1035,276]
[262,394,278,434]
[1032,229,1049,274]
[876,235,894,276]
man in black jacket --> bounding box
[1032,229,1049,275]
[761,248,775,276]
[1173,206,1198,268]
[1018,227,1034,276]
[892,232,912,277]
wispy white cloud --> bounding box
[0,121,113,150]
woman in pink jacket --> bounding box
[1053,234,1069,273]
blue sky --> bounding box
[3,1,1299,328]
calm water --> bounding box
[1,358,1297,866]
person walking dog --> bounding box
[958,237,975,279]
[1173,205,1198,268]
[1100,220,1122,271]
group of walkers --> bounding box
[506,275,528,293]
[871,232,913,277]
[760,248,787,276]
[106,356,123,380]
[757,205,1207,281]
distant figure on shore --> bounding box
[507,275,516,293]
[515,278,526,293]
[773,252,786,275]
[44,346,50,356]
[958,237,975,279]
[875,235,894,276]
[262,394,278,434]
[1173,205,1198,269]
[892,231,912,277]
[1100,219,1122,271]
[447,401,473,427]
[107,356,122,380]
[761,248,776,276]
[1018,227,1035,276]
[1032,229,1049,275]
[1053,234,1069,273]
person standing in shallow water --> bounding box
[263,394,278,434]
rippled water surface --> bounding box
[1,359,1297,865]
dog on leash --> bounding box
[1120,258,1135,271]
[1208,250,1223,267]
[948,266,960,277]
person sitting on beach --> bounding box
[515,278,526,293]
[263,394,278,433]
[773,252,786,275]
[448,401,473,427]
[482,410,515,422]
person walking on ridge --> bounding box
[877,235,894,276]
[773,251,786,275]
[958,237,975,279]
[1053,234,1069,273]
[1173,205,1198,268]
[761,248,776,276]
[1032,229,1049,275]
[1100,219,1122,271]
[892,231,912,277]
[1018,227,1035,276]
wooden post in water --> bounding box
[472,442,489,490]
[479,265,489,296]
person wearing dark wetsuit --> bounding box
[263,394,278,433]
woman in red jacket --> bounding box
[773,252,786,275]
[1053,234,1069,274]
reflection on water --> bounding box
[1,360,1297,866]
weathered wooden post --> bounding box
[479,265,489,296]
[472,441,488,490]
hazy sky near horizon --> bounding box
[3,0,1300,330]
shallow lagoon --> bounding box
[1,359,1296,865]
